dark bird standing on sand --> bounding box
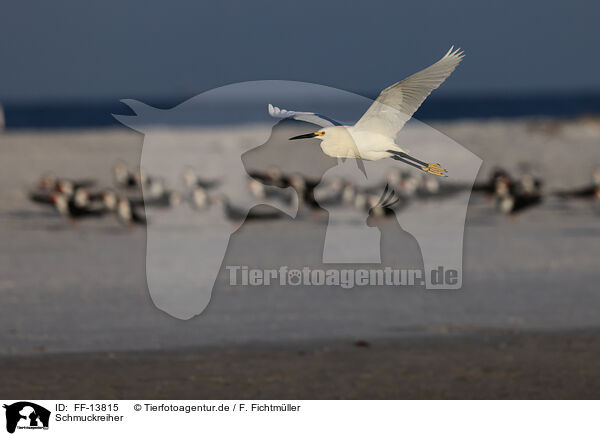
[288,173,323,210]
[313,177,357,209]
[247,178,296,206]
[126,178,182,208]
[51,191,107,220]
[116,197,147,226]
[495,176,543,215]
[212,195,290,222]
[552,167,600,200]
[416,176,469,200]
[36,173,96,196]
[112,161,140,188]
[188,187,210,211]
[247,167,290,189]
[473,167,514,197]
[182,167,221,190]
[29,190,55,205]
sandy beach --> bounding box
[2,328,600,399]
[1,118,600,398]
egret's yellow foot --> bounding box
[422,164,448,177]
[428,163,446,171]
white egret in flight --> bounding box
[269,46,464,177]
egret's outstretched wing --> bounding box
[354,46,464,139]
[268,104,344,127]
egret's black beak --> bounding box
[289,132,318,140]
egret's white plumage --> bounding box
[269,46,465,176]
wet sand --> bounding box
[2,328,599,399]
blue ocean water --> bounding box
[3,92,600,129]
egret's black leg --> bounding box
[386,150,430,166]
[400,152,427,166]
[389,154,447,177]
[389,154,423,170]
[387,150,447,176]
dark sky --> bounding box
[0,0,598,101]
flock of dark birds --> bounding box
[27,161,600,227]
